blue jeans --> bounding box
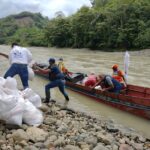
[4,63,29,89]
[109,84,123,94]
[45,79,68,100]
[108,77,123,94]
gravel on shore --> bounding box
[0,103,150,150]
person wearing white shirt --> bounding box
[4,43,32,89]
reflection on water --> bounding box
[0,45,150,137]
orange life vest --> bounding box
[112,70,124,83]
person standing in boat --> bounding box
[35,58,69,103]
[58,57,72,81]
[93,74,123,94]
[4,42,32,89]
[112,64,126,88]
[58,58,67,73]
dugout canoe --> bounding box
[33,64,150,120]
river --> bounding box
[0,45,150,138]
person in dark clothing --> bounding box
[35,58,69,103]
[93,74,122,94]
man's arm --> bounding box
[119,70,127,83]
[27,50,32,64]
[102,76,114,91]
[23,48,32,64]
[9,51,13,64]
[34,65,50,74]
[91,76,102,89]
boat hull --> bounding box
[66,82,150,120]
[34,70,150,120]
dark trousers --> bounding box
[4,63,29,89]
[45,79,68,100]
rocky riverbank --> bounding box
[0,103,150,150]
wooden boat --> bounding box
[33,64,150,120]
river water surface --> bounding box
[0,45,150,137]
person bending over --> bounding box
[93,74,123,94]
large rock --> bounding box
[26,127,48,142]
[12,129,29,142]
[97,132,114,145]
[54,137,65,147]
[39,104,49,112]
[119,144,133,150]
[24,145,39,150]
[106,124,119,132]
[64,145,81,150]
[112,144,119,150]
[57,123,68,134]
[131,143,144,150]
[14,145,23,150]
[0,139,6,145]
[93,143,108,150]
[80,143,91,150]
[84,136,98,146]
[34,142,45,149]
[44,117,57,125]
[137,135,146,143]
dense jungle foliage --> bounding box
[0,12,48,46]
[0,0,149,50]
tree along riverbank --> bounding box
[0,0,149,50]
[0,103,149,150]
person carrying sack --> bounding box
[4,43,32,89]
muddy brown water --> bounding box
[0,45,150,137]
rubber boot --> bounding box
[43,90,50,103]
[65,95,69,101]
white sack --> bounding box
[28,60,36,68]
[0,76,43,126]
[3,87,21,96]
[0,95,18,114]
[22,88,34,99]
[0,87,6,97]
[5,97,25,126]
[28,66,34,81]
[0,96,25,126]
[23,100,43,126]
[0,77,6,87]
[28,94,42,108]
[4,77,17,90]
[22,88,42,107]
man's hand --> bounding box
[32,63,41,70]
[101,88,106,92]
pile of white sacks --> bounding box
[0,77,43,126]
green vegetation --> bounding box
[45,0,150,50]
[0,11,48,46]
[0,0,150,50]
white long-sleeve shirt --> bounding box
[9,46,32,65]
